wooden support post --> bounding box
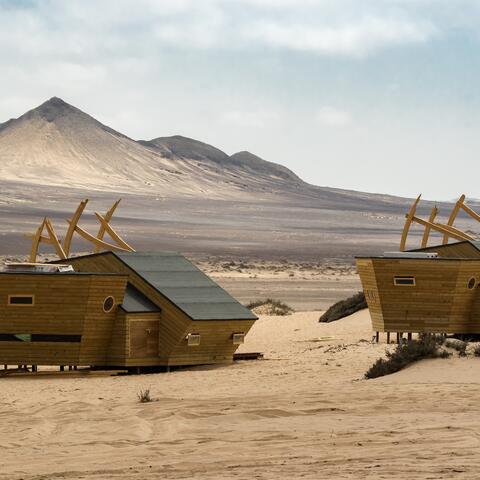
[408,332,412,341]
[375,331,379,343]
[396,332,400,344]
[73,366,78,371]
[4,364,7,370]
[387,332,391,344]
[60,365,65,372]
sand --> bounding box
[1,310,480,479]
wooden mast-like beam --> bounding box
[411,216,474,242]
[66,220,131,252]
[421,206,438,248]
[28,218,46,263]
[443,194,465,244]
[94,199,121,253]
[44,219,67,259]
[94,212,135,252]
[400,195,421,252]
[63,200,88,257]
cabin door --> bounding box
[129,320,159,358]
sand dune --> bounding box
[1,309,478,479]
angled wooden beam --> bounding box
[460,202,480,223]
[29,218,46,263]
[94,212,135,252]
[443,194,465,244]
[44,219,67,259]
[24,234,55,245]
[421,206,438,248]
[66,220,131,252]
[94,199,121,253]
[412,216,473,242]
[400,195,422,251]
[63,200,88,257]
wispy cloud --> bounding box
[316,107,352,127]
[246,17,436,57]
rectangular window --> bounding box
[393,276,416,286]
[232,333,245,345]
[0,334,81,343]
[186,333,201,346]
[8,295,34,306]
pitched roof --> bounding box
[114,252,257,321]
[121,283,161,313]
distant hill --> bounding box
[0,97,305,197]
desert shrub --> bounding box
[319,292,367,323]
[473,345,480,357]
[365,336,450,379]
[137,389,152,403]
[444,339,468,357]
[247,298,294,316]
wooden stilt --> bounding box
[387,332,391,344]
[60,365,65,372]
[375,331,379,343]
[408,332,412,341]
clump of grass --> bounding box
[445,339,468,357]
[137,389,152,403]
[319,292,367,323]
[365,336,450,379]
[246,298,294,316]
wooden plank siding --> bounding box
[413,242,480,259]
[167,319,256,366]
[78,275,127,365]
[0,273,127,365]
[64,254,192,363]
[356,257,480,333]
[64,253,256,366]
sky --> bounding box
[1,0,479,200]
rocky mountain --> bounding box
[0,97,305,197]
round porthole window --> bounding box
[468,278,476,290]
[103,296,115,313]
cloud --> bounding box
[316,107,352,127]
[246,16,436,57]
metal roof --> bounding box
[114,252,257,321]
[121,283,161,313]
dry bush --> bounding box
[137,389,152,403]
[247,298,294,316]
[365,336,450,379]
[445,339,467,357]
[319,292,367,323]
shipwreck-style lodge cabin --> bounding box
[0,252,257,371]
[357,241,480,341]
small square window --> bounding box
[393,277,416,286]
[232,333,245,345]
[186,333,201,346]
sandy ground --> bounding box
[1,310,480,479]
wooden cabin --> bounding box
[356,247,480,334]
[0,253,257,369]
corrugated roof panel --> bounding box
[177,302,256,320]
[115,252,257,321]
[122,283,161,313]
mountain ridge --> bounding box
[0,97,308,197]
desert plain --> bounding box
[2,306,480,480]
